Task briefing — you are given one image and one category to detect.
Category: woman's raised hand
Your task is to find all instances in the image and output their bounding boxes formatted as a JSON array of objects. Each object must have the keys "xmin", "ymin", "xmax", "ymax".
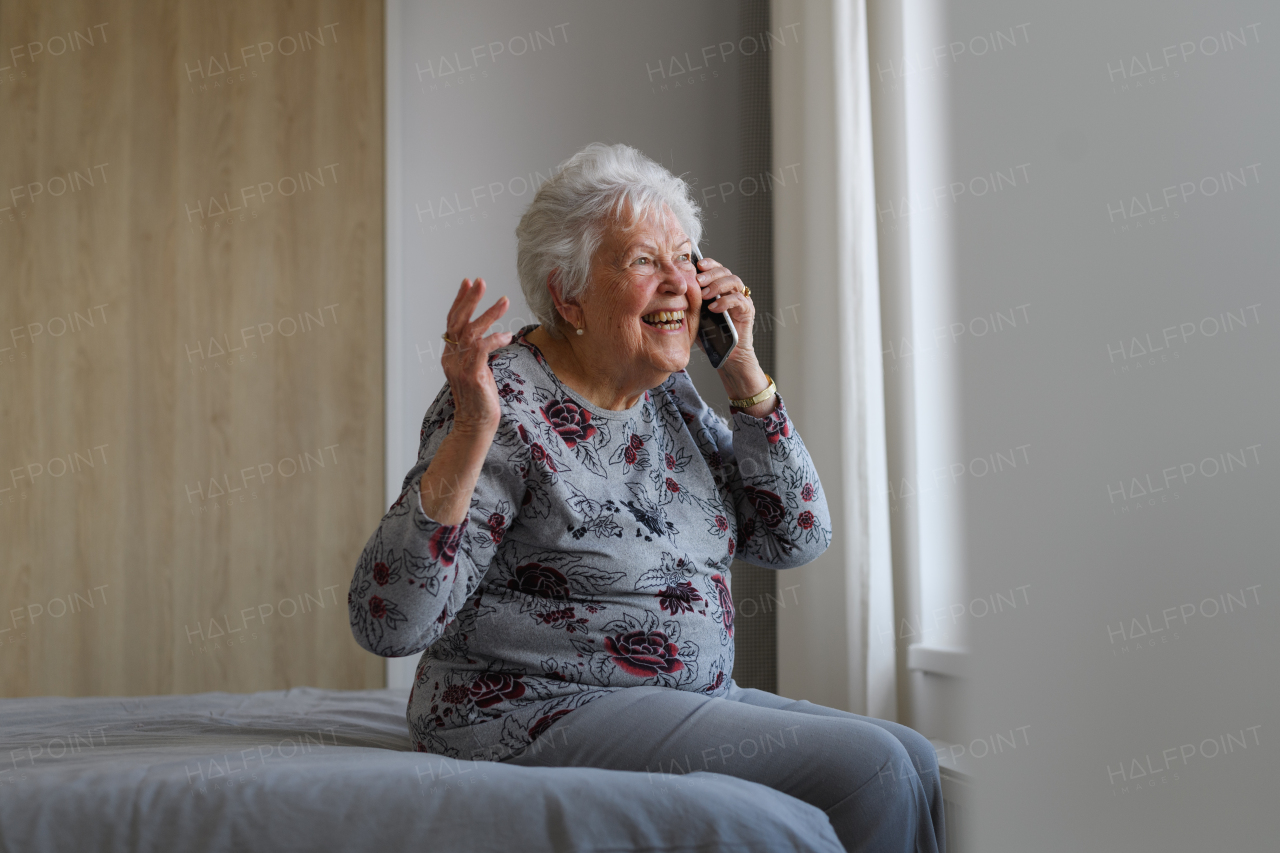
[
  {"xmin": 695, "ymin": 257, "xmax": 760, "ymax": 370},
  {"xmin": 695, "ymin": 258, "xmax": 774, "ymax": 415},
  {"xmin": 441, "ymin": 278, "xmax": 512, "ymax": 433}
]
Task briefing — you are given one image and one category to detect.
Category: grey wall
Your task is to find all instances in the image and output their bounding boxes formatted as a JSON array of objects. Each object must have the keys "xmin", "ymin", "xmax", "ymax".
[
  {"xmin": 388, "ymin": 0, "xmax": 788, "ymax": 689},
  {"xmin": 945, "ymin": 0, "xmax": 1277, "ymax": 849}
]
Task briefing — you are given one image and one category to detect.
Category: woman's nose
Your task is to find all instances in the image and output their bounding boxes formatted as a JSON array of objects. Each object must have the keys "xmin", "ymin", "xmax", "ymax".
[{"xmin": 657, "ymin": 258, "xmax": 689, "ymax": 293}]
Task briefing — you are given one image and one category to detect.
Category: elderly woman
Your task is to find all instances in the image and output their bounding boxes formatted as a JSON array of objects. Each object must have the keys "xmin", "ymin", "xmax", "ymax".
[{"xmin": 349, "ymin": 144, "xmax": 943, "ymax": 852}]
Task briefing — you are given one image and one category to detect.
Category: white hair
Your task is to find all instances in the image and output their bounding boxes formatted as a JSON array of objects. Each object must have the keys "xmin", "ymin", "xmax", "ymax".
[{"xmin": 515, "ymin": 143, "xmax": 703, "ymax": 339}]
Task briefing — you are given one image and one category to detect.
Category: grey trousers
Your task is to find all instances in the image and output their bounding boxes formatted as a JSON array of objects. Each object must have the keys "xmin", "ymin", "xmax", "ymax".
[{"xmin": 506, "ymin": 680, "xmax": 944, "ymax": 853}]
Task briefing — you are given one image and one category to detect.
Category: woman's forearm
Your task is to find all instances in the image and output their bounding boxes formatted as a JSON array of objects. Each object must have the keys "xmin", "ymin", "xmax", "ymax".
[
  {"xmin": 730, "ymin": 394, "xmax": 777, "ymax": 419},
  {"xmin": 418, "ymin": 422, "xmax": 497, "ymax": 525},
  {"xmin": 719, "ymin": 362, "xmax": 777, "ymax": 419}
]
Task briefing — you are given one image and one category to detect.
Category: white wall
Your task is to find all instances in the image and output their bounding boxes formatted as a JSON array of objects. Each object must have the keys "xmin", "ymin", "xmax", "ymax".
[{"xmin": 935, "ymin": 0, "xmax": 1278, "ymax": 849}]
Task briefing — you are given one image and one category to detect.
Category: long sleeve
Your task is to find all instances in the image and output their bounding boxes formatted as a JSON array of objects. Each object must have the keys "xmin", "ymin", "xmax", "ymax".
[
  {"xmin": 348, "ymin": 382, "xmax": 531, "ymax": 657},
  {"xmin": 668, "ymin": 370, "xmax": 832, "ymax": 569}
]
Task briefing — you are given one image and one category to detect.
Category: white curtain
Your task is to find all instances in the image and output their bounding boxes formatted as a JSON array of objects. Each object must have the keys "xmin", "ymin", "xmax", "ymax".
[{"xmin": 772, "ymin": 0, "xmax": 896, "ymax": 719}]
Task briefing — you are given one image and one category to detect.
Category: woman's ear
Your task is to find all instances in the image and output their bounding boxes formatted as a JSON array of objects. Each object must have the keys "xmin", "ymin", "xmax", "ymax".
[{"xmin": 547, "ymin": 269, "xmax": 584, "ymax": 330}]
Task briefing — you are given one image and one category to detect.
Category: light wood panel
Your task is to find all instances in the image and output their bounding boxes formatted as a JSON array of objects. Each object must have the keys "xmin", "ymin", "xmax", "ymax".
[{"xmin": 0, "ymin": 0, "xmax": 384, "ymax": 696}]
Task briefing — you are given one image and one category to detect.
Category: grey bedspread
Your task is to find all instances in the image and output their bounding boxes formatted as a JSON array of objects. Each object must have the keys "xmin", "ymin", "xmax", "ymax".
[{"xmin": 0, "ymin": 686, "xmax": 842, "ymax": 853}]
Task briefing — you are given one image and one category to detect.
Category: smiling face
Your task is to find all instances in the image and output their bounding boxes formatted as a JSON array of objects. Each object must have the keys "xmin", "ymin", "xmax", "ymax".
[{"xmin": 576, "ymin": 205, "xmax": 702, "ymax": 393}]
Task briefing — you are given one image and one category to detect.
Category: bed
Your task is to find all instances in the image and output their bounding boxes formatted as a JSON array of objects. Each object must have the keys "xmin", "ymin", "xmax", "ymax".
[{"xmin": 0, "ymin": 686, "xmax": 844, "ymax": 852}]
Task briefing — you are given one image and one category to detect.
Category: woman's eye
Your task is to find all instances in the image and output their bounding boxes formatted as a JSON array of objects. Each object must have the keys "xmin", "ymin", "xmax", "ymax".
[
  {"xmin": 634, "ymin": 257, "xmax": 650, "ymax": 266},
  {"xmin": 678, "ymin": 253, "xmax": 691, "ymax": 262}
]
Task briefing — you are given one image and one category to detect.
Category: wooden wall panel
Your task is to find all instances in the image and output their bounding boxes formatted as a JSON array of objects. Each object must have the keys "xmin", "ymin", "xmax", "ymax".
[{"xmin": 0, "ymin": 0, "xmax": 384, "ymax": 696}]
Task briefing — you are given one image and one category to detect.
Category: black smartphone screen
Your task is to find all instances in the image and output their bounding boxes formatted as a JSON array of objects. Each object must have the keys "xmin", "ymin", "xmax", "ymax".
[{"xmin": 692, "ymin": 247, "xmax": 738, "ymax": 369}]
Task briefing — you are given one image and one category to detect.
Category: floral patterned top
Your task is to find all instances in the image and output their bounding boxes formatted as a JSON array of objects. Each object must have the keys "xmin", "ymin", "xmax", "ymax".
[{"xmin": 348, "ymin": 324, "xmax": 832, "ymax": 762}]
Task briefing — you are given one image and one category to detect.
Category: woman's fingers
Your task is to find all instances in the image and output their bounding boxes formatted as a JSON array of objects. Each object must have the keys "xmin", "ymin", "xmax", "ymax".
[
  {"xmin": 695, "ymin": 258, "xmax": 733, "ymax": 282},
  {"xmin": 436, "ymin": 278, "xmax": 511, "ymax": 430},
  {"xmin": 481, "ymin": 328, "xmax": 514, "ymax": 354},
  {"xmin": 471, "ymin": 294, "xmax": 509, "ymax": 333},
  {"xmin": 441, "ymin": 293, "xmax": 514, "ymax": 372},
  {"xmin": 458, "ymin": 278, "xmax": 487, "ymax": 330},
  {"xmin": 711, "ymin": 291, "xmax": 755, "ymax": 353},
  {"xmin": 709, "ymin": 292, "xmax": 754, "ymax": 337},
  {"xmin": 473, "ymin": 322, "xmax": 512, "ymax": 352},
  {"xmin": 456, "ymin": 296, "xmax": 509, "ymax": 356},
  {"xmin": 709, "ymin": 290, "xmax": 748, "ymax": 313},
  {"xmin": 697, "ymin": 263, "xmax": 745, "ymax": 303},
  {"xmin": 445, "ymin": 278, "xmax": 512, "ymax": 347},
  {"xmin": 446, "ymin": 278, "xmax": 477, "ymax": 329}
]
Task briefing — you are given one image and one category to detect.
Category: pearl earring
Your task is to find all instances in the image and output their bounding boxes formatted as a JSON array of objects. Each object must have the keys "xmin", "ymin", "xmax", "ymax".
[{"xmin": 576, "ymin": 326, "xmax": 584, "ymax": 335}]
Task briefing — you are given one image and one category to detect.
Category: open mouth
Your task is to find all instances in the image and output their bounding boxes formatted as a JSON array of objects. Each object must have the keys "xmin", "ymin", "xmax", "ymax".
[{"xmin": 641, "ymin": 309, "xmax": 685, "ymax": 331}]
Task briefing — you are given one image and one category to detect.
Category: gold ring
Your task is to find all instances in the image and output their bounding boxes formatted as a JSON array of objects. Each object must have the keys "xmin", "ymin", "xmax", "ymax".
[
  {"xmin": 742, "ymin": 285, "xmax": 751, "ymax": 298},
  {"xmin": 441, "ymin": 332, "xmax": 460, "ymax": 345}
]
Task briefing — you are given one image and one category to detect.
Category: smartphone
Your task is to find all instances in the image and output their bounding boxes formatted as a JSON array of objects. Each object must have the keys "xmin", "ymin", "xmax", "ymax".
[{"xmin": 692, "ymin": 246, "xmax": 738, "ymax": 369}]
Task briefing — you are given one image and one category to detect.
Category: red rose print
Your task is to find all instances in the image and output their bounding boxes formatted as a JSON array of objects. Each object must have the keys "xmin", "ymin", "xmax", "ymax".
[
  {"xmin": 665, "ymin": 477, "xmax": 680, "ymax": 493},
  {"xmin": 797, "ymin": 510, "xmax": 816, "ymax": 530},
  {"xmin": 369, "ymin": 596, "xmax": 387, "ymax": 619},
  {"xmin": 801, "ymin": 483, "xmax": 816, "ymax": 502},
  {"xmin": 762, "ymin": 409, "xmax": 792, "ymax": 444},
  {"xmin": 507, "ymin": 562, "xmax": 571, "ymax": 600},
  {"xmin": 629, "ymin": 434, "xmax": 644, "ymax": 451},
  {"xmin": 715, "ymin": 515, "xmax": 728, "ymax": 531},
  {"xmin": 526, "ymin": 442, "xmax": 556, "ymax": 472},
  {"xmin": 469, "ymin": 673, "xmax": 526, "ymax": 708},
  {"xmin": 528, "ymin": 709, "xmax": 573, "ymax": 741},
  {"xmin": 744, "ymin": 487, "xmax": 785, "ymax": 528},
  {"xmin": 623, "ymin": 446, "xmax": 638, "ymax": 465},
  {"xmin": 373, "ymin": 561, "xmax": 391, "ymax": 585},
  {"xmin": 728, "ymin": 537, "xmax": 735, "ymax": 556},
  {"xmin": 710, "ymin": 451, "xmax": 724, "ymax": 469},
  {"xmin": 538, "ymin": 606, "xmax": 577, "ymax": 625},
  {"xmin": 487, "ymin": 512, "xmax": 506, "ymax": 544},
  {"xmin": 428, "ymin": 520, "xmax": 467, "ymax": 565},
  {"xmin": 605, "ymin": 629, "xmax": 684, "ymax": 678},
  {"xmin": 655, "ymin": 581, "xmax": 703, "ymax": 615},
  {"xmin": 704, "ymin": 671, "xmax": 726, "ymax": 693},
  {"xmin": 441, "ymin": 684, "xmax": 470, "ymax": 705},
  {"xmin": 665, "ymin": 452, "xmax": 676, "ymax": 470},
  {"xmin": 540, "ymin": 399, "xmax": 597, "ymax": 448},
  {"xmin": 711, "ymin": 574, "xmax": 735, "ymax": 637}
]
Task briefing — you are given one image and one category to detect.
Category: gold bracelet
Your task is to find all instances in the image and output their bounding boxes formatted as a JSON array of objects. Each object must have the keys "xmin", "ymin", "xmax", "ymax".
[{"xmin": 729, "ymin": 374, "xmax": 776, "ymax": 408}]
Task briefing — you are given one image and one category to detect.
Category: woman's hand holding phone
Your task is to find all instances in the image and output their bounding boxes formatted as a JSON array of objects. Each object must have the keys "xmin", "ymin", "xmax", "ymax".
[
  {"xmin": 692, "ymin": 249, "xmax": 737, "ymax": 369},
  {"xmin": 692, "ymin": 251, "xmax": 774, "ymax": 414}
]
